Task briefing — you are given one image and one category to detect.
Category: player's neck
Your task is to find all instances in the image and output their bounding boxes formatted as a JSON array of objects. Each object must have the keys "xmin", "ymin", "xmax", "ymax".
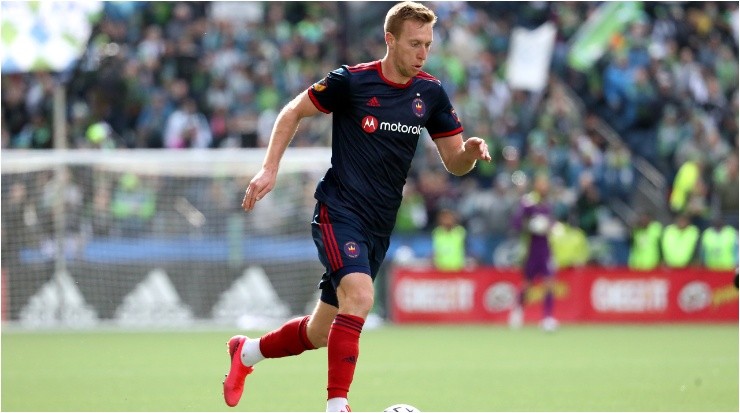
[{"xmin": 379, "ymin": 57, "xmax": 412, "ymax": 85}]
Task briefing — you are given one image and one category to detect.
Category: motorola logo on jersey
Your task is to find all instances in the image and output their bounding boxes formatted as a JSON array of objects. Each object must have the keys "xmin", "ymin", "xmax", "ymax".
[
  {"xmin": 361, "ymin": 115, "xmax": 379, "ymax": 133},
  {"xmin": 381, "ymin": 121, "xmax": 422, "ymax": 135},
  {"xmin": 360, "ymin": 116, "xmax": 422, "ymax": 135}
]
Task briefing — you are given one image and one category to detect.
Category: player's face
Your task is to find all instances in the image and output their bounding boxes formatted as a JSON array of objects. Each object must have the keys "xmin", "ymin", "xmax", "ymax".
[
  {"xmin": 390, "ymin": 19, "xmax": 433, "ymax": 79},
  {"xmin": 534, "ymin": 176, "xmax": 549, "ymax": 195}
]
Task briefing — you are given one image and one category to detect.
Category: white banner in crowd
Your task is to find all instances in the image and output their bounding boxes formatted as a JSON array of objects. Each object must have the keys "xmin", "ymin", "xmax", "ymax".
[{"xmin": 505, "ymin": 22, "xmax": 557, "ymax": 92}]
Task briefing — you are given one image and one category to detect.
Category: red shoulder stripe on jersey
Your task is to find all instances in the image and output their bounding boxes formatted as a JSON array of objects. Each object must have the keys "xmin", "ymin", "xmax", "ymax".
[
  {"xmin": 307, "ymin": 87, "xmax": 331, "ymax": 114},
  {"xmin": 347, "ymin": 61, "xmax": 378, "ymax": 73},
  {"xmin": 430, "ymin": 126, "xmax": 464, "ymax": 140},
  {"xmin": 414, "ymin": 70, "xmax": 440, "ymax": 83}
]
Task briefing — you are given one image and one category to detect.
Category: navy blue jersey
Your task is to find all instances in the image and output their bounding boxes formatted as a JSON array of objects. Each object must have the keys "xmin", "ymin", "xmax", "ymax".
[{"xmin": 307, "ymin": 61, "xmax": 463, "ymax": 236}]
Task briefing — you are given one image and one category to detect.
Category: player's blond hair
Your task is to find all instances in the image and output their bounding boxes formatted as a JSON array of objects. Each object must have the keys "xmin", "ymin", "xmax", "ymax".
[{"xmin": 384, "ymin": 1, "xmax": 437, "ymax": 38}]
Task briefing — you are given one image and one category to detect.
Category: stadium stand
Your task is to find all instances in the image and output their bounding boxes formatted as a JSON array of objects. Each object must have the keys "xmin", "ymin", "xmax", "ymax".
[{"xmin": 2, "ymin": 1, "xmax": 737, "ymax": 267}]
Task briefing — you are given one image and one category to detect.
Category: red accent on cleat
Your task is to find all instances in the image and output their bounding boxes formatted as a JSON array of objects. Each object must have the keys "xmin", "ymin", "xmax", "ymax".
[{"xmin": 223, "ymin": 335, "xmax": 254, "ymax": 407}]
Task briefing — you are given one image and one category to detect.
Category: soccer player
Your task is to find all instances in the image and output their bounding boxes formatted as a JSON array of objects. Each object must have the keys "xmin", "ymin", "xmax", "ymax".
[
  {"xmin": 223, "ymin": 2, "xmax": 491, "ymax": 411},
  {"xmin": 508, "ymin": 174, "xmax": 558, "ymax": 332}
]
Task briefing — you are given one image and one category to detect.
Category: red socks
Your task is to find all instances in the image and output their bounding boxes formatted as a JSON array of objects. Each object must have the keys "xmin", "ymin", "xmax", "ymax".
[
  {"xmin": 256, "ymin": 313, "xmax": 366, "ymax": 400},
  {"xmin": 327, "ymin": 314, "xmax": 365, "ymax": 399},
  {"xmin": 259, "ymin": 315, "xmax": 316, "ymax": 358}
]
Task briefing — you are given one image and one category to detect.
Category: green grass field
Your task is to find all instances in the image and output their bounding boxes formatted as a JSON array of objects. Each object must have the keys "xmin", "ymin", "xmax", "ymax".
[{"xmin": 2, "ymin": 324, "xmax": 738, "ymax": 412}]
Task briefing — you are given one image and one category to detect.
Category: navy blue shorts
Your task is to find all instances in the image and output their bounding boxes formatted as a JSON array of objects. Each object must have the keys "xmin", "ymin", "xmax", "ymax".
[{"xmin": 311, "ymin": 202, "xmax": 390, "ymax": 308}]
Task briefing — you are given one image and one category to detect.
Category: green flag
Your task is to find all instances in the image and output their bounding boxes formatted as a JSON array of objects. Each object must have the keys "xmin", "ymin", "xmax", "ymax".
[{"xmin": 567, "ymin": 1, "xmax": 643, "ymax": 72}]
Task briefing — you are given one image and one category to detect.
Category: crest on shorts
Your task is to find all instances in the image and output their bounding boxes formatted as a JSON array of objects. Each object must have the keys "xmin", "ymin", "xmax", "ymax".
[
  {"xmin": 411, "ymin": 98, "xmax": 425, "ymax": 118},
  {"xmin": 344, "ymin": 241, "xmax": 360, "ymax": 258},
  {"xmin": 312, "ymin": 79, "xmax": 328, "ymax": 92}
]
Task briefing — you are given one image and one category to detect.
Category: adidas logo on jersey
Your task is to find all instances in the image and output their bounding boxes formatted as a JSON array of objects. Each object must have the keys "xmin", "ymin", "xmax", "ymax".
[{"xmin": 366, "ymin": 97, "xmax": 381, "ymax": 107}]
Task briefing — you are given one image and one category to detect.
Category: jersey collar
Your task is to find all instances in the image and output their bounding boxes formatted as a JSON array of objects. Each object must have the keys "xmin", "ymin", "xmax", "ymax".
[{"xmin": 376, "ymin": 61, "xmax": 413, "ymax": 89}]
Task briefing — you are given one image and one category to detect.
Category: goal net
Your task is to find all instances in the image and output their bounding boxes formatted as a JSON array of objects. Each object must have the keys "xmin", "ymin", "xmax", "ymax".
[{"xmin": 1, "ymin": 148, "xmax": 332, "ymax": 329}]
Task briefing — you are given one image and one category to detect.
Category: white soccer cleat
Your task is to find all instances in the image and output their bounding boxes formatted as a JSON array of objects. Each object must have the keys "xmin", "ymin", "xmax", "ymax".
[
  {"xmin": 508, "ymin": 306, "xmax": 523, "ymax": 329},
  {"xmin": 540, "ymin": 316, "xmax": 559, "ymax": 332}
]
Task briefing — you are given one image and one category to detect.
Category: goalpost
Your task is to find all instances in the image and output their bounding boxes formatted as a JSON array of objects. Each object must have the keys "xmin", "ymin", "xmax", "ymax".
[{"xmin": 1, "ymin": 148, "xmax": 332, "ymax": 329}]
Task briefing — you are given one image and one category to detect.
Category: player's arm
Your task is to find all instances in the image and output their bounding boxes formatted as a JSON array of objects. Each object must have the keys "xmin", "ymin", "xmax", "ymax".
[
  {"xmin": 433, "ymin": 134, "xmax": 491, "ymax": 176},
  {"xmin": 242, "ymin": 90, "xmax": 322, "ymax": 211}
]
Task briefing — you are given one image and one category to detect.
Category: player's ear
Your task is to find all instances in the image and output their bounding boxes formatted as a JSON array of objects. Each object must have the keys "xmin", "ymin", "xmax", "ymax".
[{"xmin": 385, "ymin": 31, "xmax": 395, "ymax": 48}]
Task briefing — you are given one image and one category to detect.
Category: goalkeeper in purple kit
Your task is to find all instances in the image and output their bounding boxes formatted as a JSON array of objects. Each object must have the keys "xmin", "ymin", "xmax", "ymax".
[
  {"xmin": 222, "ymin": 2, "xmax": 491, "ymax": 411},
  {"xmin": 509, "ymin": 174, "xmax": 559, "ymax": 332}
]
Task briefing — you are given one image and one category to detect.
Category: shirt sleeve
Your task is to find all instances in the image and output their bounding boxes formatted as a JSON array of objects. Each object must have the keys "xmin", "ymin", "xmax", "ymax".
[
  {"xmin": 306, "ymin": 66, "xmax": 351, "ymax": 114},
  {"xmin": 512, "ymin": 201, "xmax": 526, "ymax": 232},
  {"xmin": 425, "ymin": 86, "xmax": 464, "ymax": 139}
]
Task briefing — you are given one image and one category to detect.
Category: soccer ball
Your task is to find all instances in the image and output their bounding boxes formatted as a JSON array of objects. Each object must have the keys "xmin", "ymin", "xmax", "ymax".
[
  {"xmin": 384, "ymin": 404, "xmax": 420, "ymax": 412},
  {"xmin": 528, "ymin": 213, "xmax": 550, "ymax": 235}
]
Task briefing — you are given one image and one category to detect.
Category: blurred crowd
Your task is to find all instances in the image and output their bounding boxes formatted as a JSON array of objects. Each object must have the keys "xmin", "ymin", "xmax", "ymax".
[{"xmin": 2, "ymin": 2, "xmax": 738, "ymax": 267}]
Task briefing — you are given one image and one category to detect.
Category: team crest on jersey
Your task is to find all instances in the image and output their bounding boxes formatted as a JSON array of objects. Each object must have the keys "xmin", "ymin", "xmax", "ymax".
[
  {"xmin": 344, "ymin": 241, "xmax": 360, "ymax": 258},
  {"xmin": 451, "ymin": 108, "xmax": 460, "ymax": 124},
  {"xmin": 312, "ymin": 79, "xmax": 328, "ymax": 92},
  {"xmin": 411, "ymin": 98, "xmax": 425, "ymax": 118}
]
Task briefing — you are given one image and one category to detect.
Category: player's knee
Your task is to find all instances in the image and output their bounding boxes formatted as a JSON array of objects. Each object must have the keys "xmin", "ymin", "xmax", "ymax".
[{"xmin": 339, "ymin": 289, "xmax": 374, "ymax": 318}]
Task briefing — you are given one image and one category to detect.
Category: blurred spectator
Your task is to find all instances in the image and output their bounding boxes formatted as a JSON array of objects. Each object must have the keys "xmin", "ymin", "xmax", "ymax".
[
  {"xmin": 1, "ymin": 74, "xmax": 30, "ymax": 146},
  {"xmin": 395, "ymin": 178, "xmax": 428, "ymax": 235},
  {"xmin": 602, "ymin": 141, "xmax": 634, "ymax": 202},
  {"xmin": 25, "ymin": 72, "xmax": 55, "ymax": 121},
  {"xmin": 431, "ymin": 208, "xmax": 468, "ymax": 271},
  {"xmin": 110, "ymin": 173, "xmax": 157, "ymax": 237},
  {"xmin": 628, "ymin": 211, "xmax": 663, "ymax": 270},
  {"xmin": 655, "ymin": 105, "xmax": 683, "ymax": 178},
  {"xmin": 661, "ymin": 213, "xmax": 700, "ymax": 268},
  {"xmin": 35, "ymin": 168, "xmax": 86, "ymax": 259},
  {"xmin": 700, "ymin": 217, "xmax": 738, "ymax": 270},
  {"xmin": 459, "ymin": 175, "xmax": 518, "ymax": 237},
  {"xmin": 13, "ymin": 112, "xmax": 52, "ymax": 149},
  {"xmin": 549, "ymin": 220, "xmax": 589, "ymax": 269},
  {"xmin": 602, "ymin": 50, "xmax": 634, "ymax": 133},
  {"xmin": 38, "ymin": 168, "xmax": 84, "ymax": 236},
  {"xmin": 670, "ymin": 156, "xmax": 712, "ymax": 228},
  {"xmin": 416, "ymin": 169, "xmax": 460, "ymax": 228},
  {"xmin": 711, "ymin": 152, "xmax": 739, "ymax": 228},
  {"xmin": 84, "ymin": 183, "xmax": 113, "ymax": 237},
  {"xmin": 163, "ymin": 98, "xmax": 212, "ymax": 148},
  {"xmin": 185, "ymin": 176, "xmax": 237, "ymax": 236},
  {"xmin": 84, "ymin": 121, "xmax": 118, "ymax": 149},
  {"xmin": 574, "ymin": 172, "xmax": 601, "ymax": 236},
  {"xmin": 672, "ymin": 111, "xmax": 707, "ymax": 169},
  {"xmin": 135, "ymin": 90, "xmax": 174, "ymax": 148},
  {"xmin": 137, "ymin": 25, "xmax": 166, "ymax": 67},
  {"xmin": 1, "ymin": 181, "xmax": 38, "ymax": 261}
]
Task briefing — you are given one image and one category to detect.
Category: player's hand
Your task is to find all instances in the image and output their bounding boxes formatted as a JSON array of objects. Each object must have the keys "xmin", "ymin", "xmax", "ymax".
[
  {"xmin": 242, "ymin": 167, "xmax": 277, "ymax": 212},
  {"xmin": 464, "ymin": 137, "xmax": 492, "ymax": 162}
]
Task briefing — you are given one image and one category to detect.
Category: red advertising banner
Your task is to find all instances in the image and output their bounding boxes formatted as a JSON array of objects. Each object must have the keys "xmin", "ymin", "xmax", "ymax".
[
  {"xmin": 389, "ymin": 266, "xmax": 738, "ymax": 323},
  {"xmin": 582, "ymin": 268, "xmax": 738, "ymax": 322}
]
